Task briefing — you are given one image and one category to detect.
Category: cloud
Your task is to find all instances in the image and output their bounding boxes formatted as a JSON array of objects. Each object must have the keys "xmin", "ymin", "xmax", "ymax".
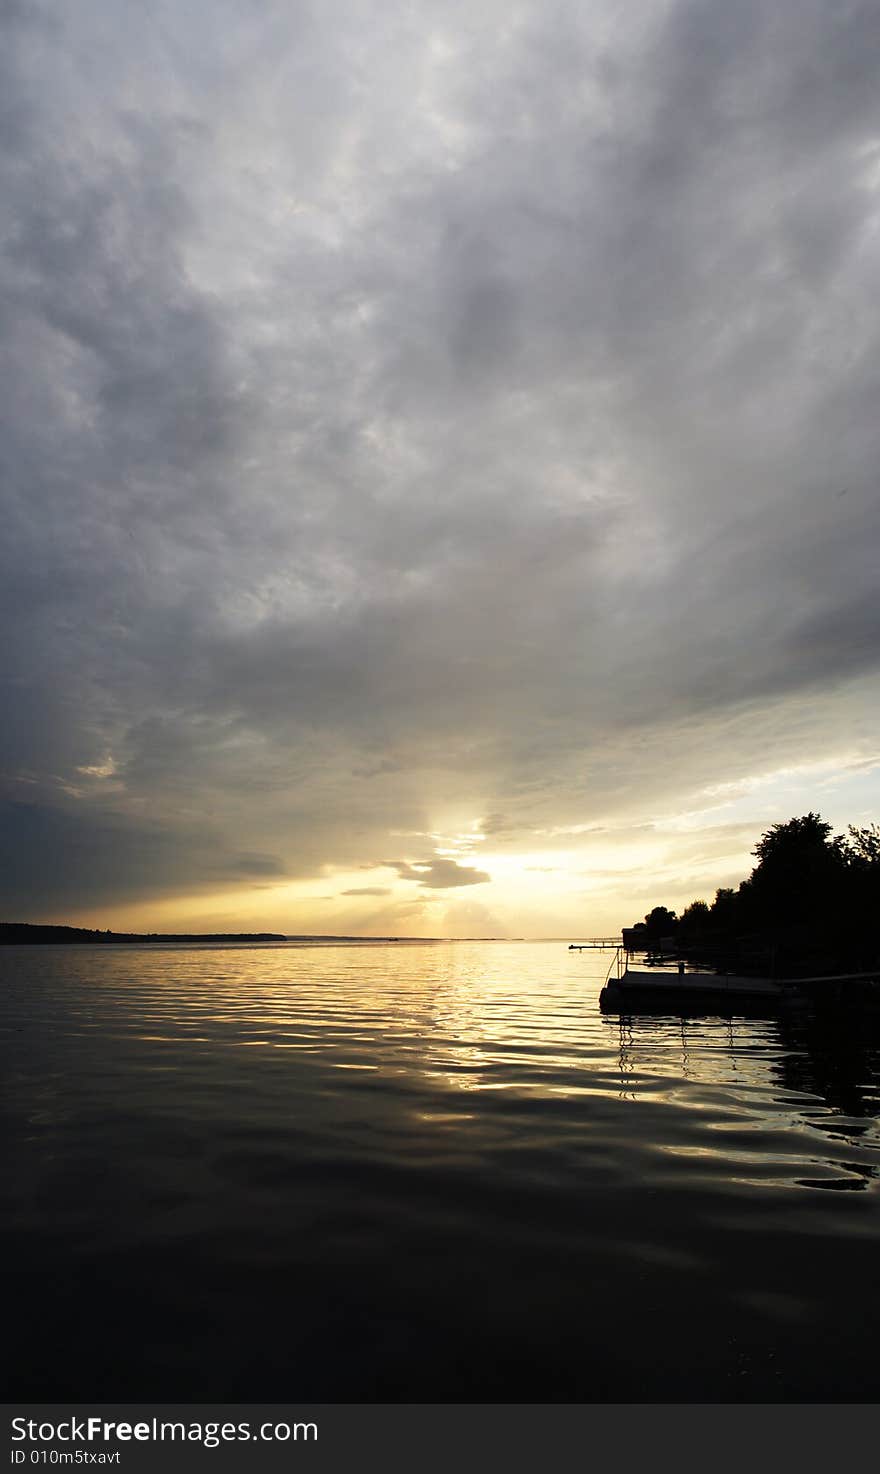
[
  {"xmin": 220, "ymin": 853, "xmax": 288, "ymax": 878},
  {"xmin": 383, "ymin": 859, "xmax": 491, "ymax": 890},
  {"xmin": 341, "ymin": 887, "xmax": 391, "ymax": 897},
  {"xmin": 478, "ymin": 813, "xmax": 519, "ymax": 838},
  {"xmin": 1, "ymin": 1, "xmax": 879, "ymax": 929}
]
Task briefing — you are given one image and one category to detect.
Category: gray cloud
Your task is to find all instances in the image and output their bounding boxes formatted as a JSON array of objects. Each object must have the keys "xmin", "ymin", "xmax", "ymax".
[
  {"xmin": 2, "ymin": 1, "xmax": 879, "ymax": 923},
  {"xmin": 221, "ymin": 853, "xmax": 288, "ymax": 878},
  {"xmin": 382, "ymin": 859, "xmax": 491, "ymax": 890}
]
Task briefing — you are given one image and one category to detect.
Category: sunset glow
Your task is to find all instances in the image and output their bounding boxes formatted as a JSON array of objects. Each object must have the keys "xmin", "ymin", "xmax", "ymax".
[{"xmin": 2, "ymin": 1, "xmax": 879, "ymax": 938}]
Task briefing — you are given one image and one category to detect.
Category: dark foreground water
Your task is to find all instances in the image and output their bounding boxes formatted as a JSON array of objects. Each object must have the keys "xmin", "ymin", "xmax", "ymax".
[{"xmin": 2, "ymin": 941, "xmax": 879, "ymax": 1402}]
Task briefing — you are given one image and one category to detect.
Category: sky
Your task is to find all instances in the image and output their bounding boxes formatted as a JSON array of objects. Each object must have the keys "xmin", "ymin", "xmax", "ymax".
[{"xmin": 2, "ymin": 0, "xmax": 880, "ymax": 939}]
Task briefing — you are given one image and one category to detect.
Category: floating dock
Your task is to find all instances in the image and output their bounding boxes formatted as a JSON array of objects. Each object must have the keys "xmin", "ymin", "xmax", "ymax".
[
  {"xmin": 601, "ymin": 968, "xmax": 786, "ymax": 1009},
  {"xmin": 599, "ymin": 964, "xmax": 879, "ymax": 1012}
]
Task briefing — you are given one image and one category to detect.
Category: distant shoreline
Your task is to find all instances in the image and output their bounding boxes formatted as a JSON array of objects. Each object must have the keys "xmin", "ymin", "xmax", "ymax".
[
  {"xmin": 0, "ymin": 923, "xmax": 512, "ymax": 945},
  {"xmin": 0, "ymin": 923, "xmax": 289, "ymax": 945}
]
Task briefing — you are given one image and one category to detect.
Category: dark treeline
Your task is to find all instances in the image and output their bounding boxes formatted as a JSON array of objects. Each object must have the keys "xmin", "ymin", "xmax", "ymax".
[
  {"xmin": 0, "ymin": 924, "xmax": 287, "ymax": 945},
  {"xmin": 630, "ymin": 813, "xmax": 880, "ymax": 977}
]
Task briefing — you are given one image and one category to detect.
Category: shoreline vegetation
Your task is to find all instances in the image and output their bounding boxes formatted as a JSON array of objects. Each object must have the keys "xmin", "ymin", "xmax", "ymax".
[{"xmin": 628, "ymin": 813, "xmax": 880, "ymax": 979}]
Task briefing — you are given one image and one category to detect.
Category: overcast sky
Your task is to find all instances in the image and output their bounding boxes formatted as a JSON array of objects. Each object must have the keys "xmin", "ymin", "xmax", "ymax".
[{"xmin": 2, "ymin": 0, "xmax": 879, "ymax": 937}]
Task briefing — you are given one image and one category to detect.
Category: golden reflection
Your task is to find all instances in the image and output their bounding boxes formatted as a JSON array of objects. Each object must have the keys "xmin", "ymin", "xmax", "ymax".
[
  {"xmin": 64, "ymin": 940, "xmax": 879, "ymax": 1155},
  {"xmin": 414, "ymin": 1111, "xmax": 477, "ymax": 1123},
  {"xmin": 419, "ymin": 943, "xmax": 606, "ymax": 1097}
]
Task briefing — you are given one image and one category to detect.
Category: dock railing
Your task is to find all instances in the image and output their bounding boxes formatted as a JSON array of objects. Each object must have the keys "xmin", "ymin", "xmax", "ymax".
[
  {"xmin": 568, "ymin": 939, "xmax": 629, "ymax": 983},
  {"xmin": 568, "ymin": 937, "xmax": 622, "ymax": 950}
]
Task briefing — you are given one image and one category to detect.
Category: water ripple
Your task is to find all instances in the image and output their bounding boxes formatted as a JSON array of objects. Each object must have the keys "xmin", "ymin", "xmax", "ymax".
[{"xmin": 2, "ymin": 940, "xmax": 880, "ymax": 1400}]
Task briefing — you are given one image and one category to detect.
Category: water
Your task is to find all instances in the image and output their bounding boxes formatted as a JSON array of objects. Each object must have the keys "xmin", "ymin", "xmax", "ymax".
[{"xmin": 2, "ymin": 940, "xmax": 879, "ymax": 1402}]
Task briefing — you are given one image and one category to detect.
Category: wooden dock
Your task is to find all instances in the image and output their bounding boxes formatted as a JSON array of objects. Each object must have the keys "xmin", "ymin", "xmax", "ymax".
[
  {"xmin": 600, "ymin": 965, "xmax": 879, "ymax": 1012},
  {"xmin": 608, "ymin": 969, "xmax": 785, "ymax": 999}
]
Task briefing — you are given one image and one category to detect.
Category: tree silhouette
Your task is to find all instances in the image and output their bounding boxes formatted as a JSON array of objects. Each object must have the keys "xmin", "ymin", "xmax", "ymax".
[
  {"xmin": 844, "ymin": 823, "xmax": 880, "ymax": 868},
  {"xmin": 744, "ymin": 812, "xmax": 845, "ymax": 927},
  {"xmin": 643, "ymin": 905, "xmax": 677, "ymax": 936},
  {"xmin": 679, "ymin": 899, "xmax": 710, "ymax": 936},
  {"xmin": 630, "ymin": 812, "xmax": 880, "ymax": 973}
]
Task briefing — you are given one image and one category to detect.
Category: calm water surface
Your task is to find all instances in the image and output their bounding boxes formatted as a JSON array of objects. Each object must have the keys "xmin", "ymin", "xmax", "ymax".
[{"xmin": 3, "ymin": 941, "xmax": 879, "ymax": 1401}]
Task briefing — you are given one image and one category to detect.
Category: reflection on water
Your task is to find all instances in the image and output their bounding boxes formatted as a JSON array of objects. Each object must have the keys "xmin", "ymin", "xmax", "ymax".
[{"xmin": 2, "ymin": 941, "xmax": 879, "ymax": 1401}]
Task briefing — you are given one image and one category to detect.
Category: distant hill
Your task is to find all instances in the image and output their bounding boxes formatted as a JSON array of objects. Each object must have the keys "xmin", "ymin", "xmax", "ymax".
[{"xmin": 0, "ymin": 923, "xmax": 287, "ymax": 945}]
